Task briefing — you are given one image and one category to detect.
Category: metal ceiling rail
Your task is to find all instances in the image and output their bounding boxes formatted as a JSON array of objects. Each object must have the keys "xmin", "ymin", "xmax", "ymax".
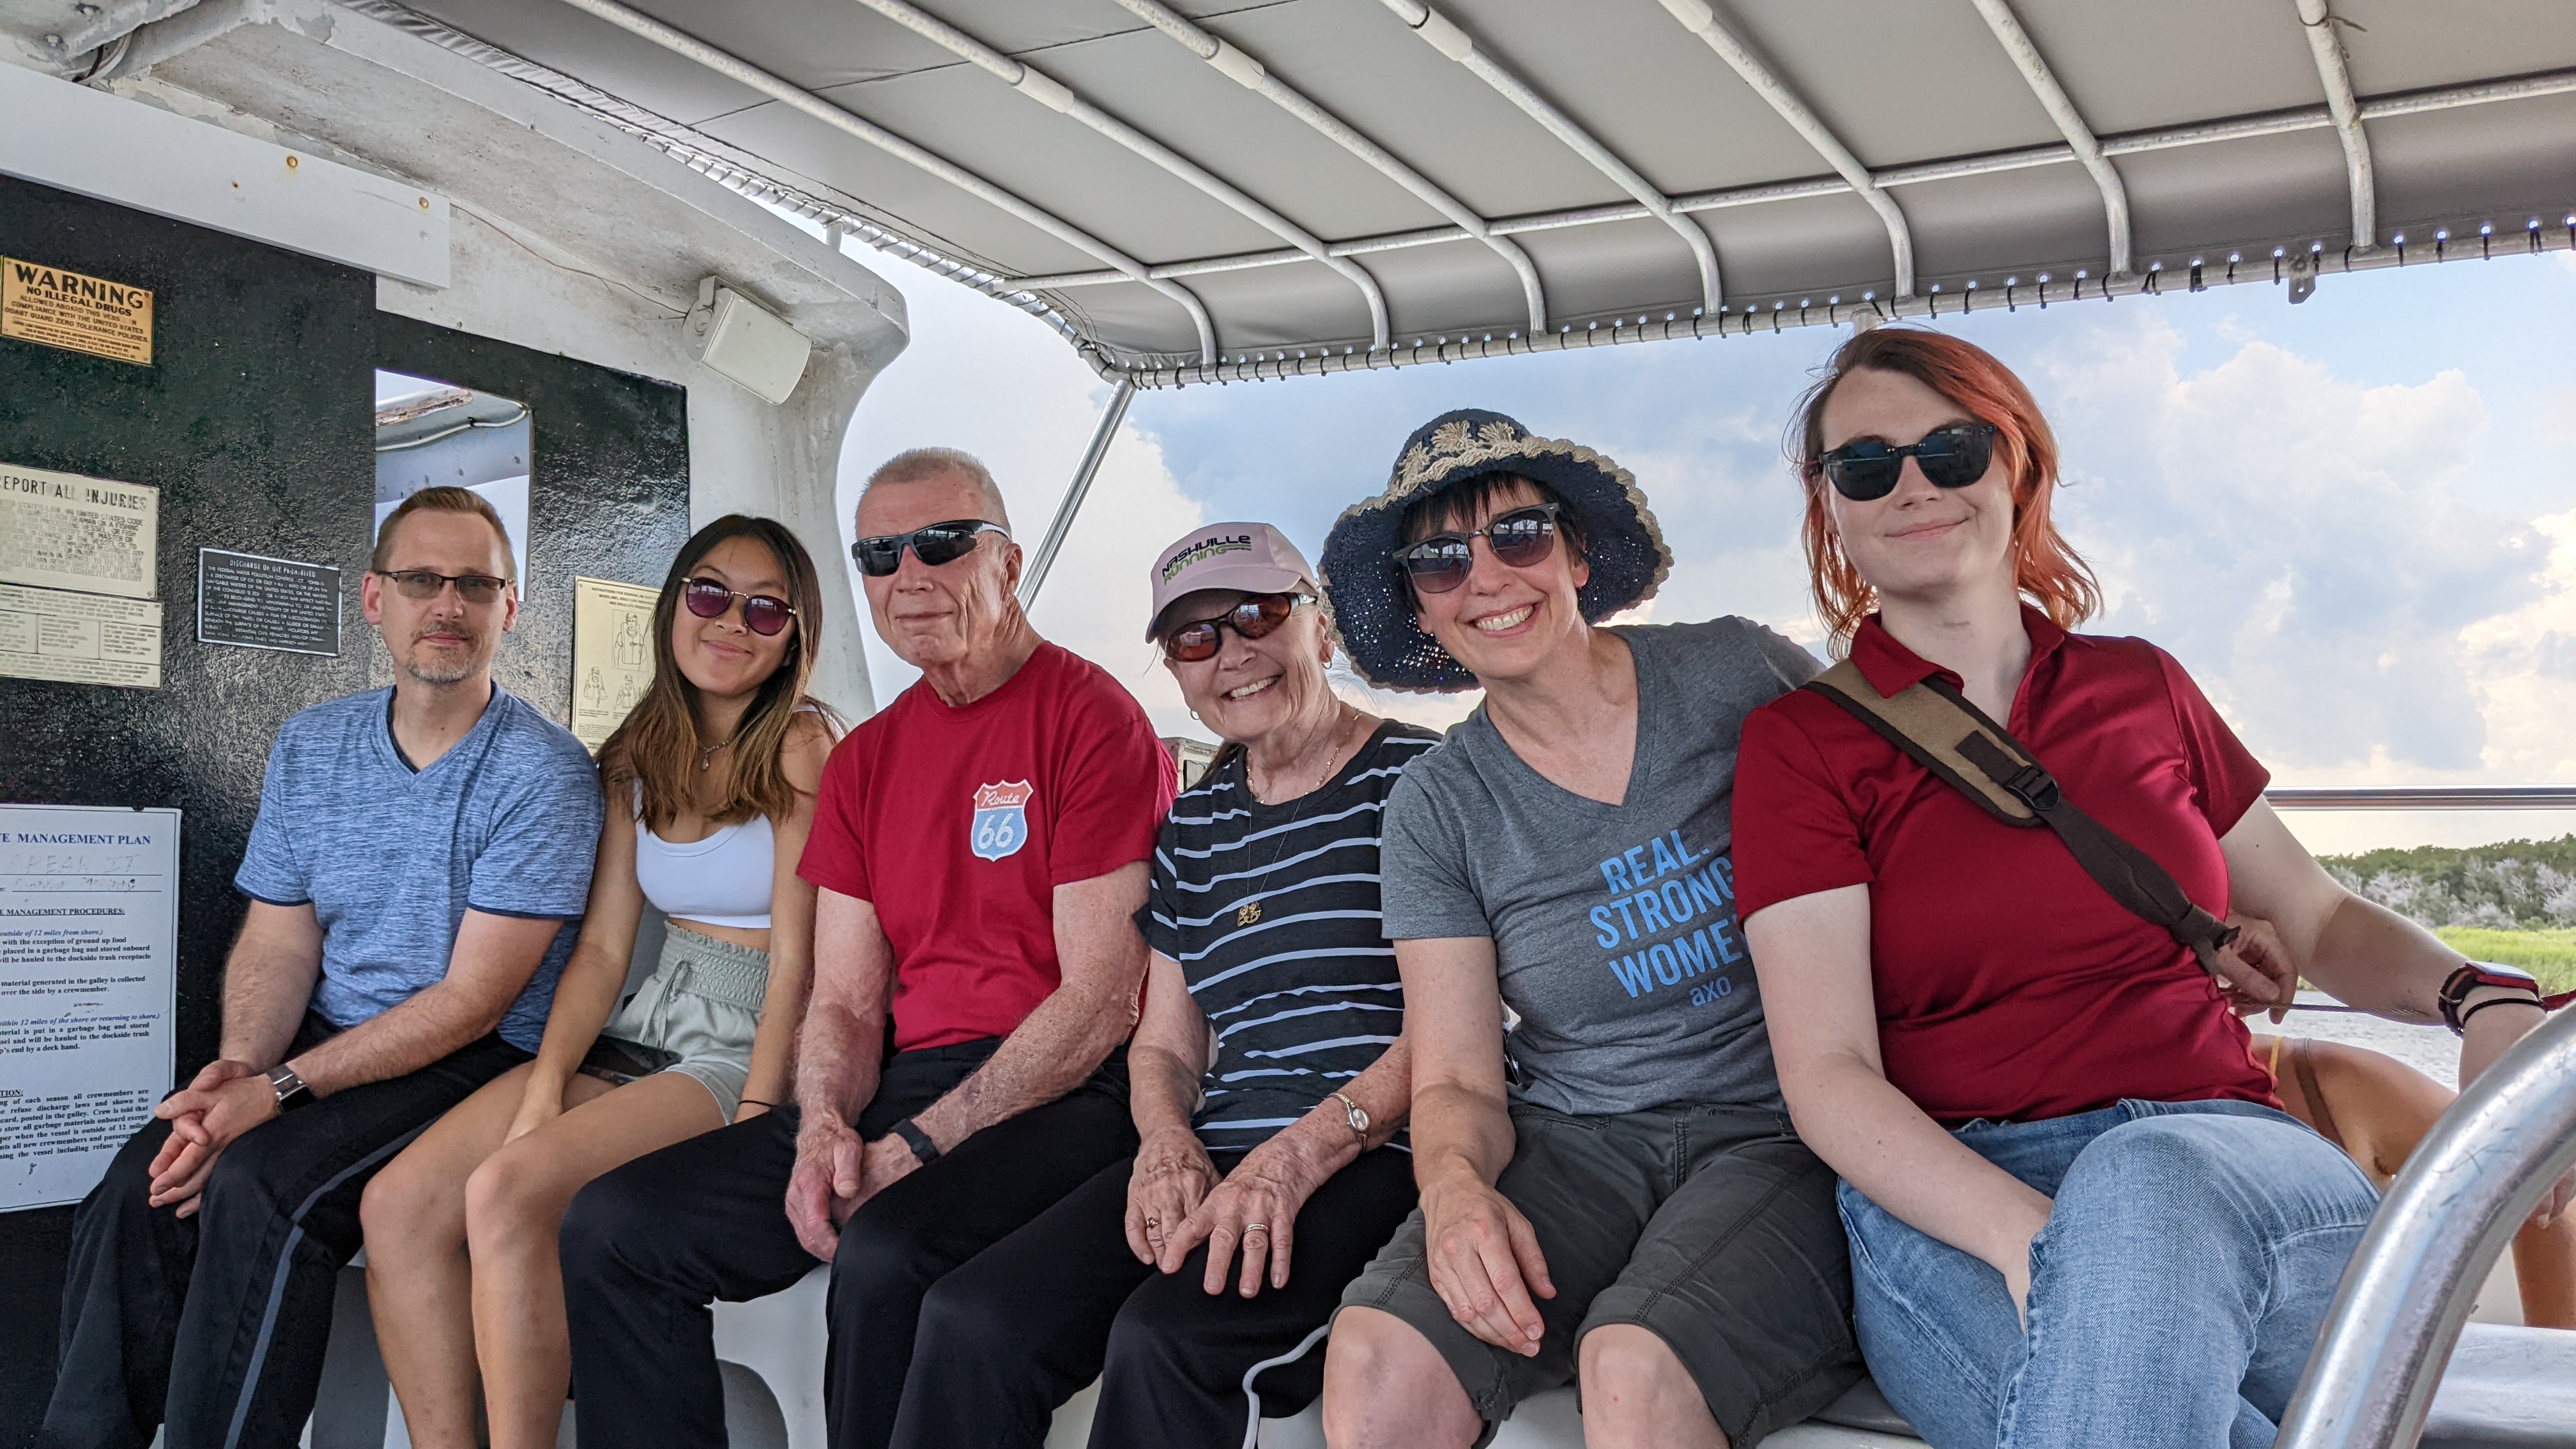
[
  {"xmin": 1008, "ymin": 64, "xmax": 2576, "ymax": 294},
  {"xmin": 1966, "ymin": 0, "xmax": 2135, "ymax": 279},
  {"xmin": 544, "ymin": 0, "xmax": 1220, "ymax": 364},
  {"xmin": 1019, "ymin": 378, "xmax": 1137, "ymax": 607},
  {"xmin": 1109, "ymin": 0, "xmax": 1549, "ymax": 336},
  {"xmin": 1377, "ymin": 0, "xmax": 1725, "ymax": 316},
  {"xmin": 2295, "ymin": 0, "xmax": 2379, "ymax": 252},
  {"xmin": 1106, "ymin": 220, "xmax": 2576, "ymax": 386},
  {"xmin": 1654, "ymin": 0, "xmax": 1915, "ymax": 300},
  {"xmin": 849, "ymin": 0, "xmax": 1392, "ymax": 351}
]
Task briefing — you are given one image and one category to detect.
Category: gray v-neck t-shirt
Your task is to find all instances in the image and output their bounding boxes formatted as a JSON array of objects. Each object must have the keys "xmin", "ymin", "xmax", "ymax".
[{"xmin": 1379, "ymin": 618, "xmax": 1821, "ymax": 1116}]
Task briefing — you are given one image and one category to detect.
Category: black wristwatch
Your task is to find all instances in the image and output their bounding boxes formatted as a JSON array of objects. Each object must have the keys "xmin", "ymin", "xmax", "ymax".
[
  {"xmin": 891, "ymin": 1117, "xmax": 941, "ymax": 1167},
  {"xmin": 2437, "ymin": 962, "xmax": 2545, "ymax": 1036},
  {"xmin": 266, "ymin": 1064, "xmax": 315, "ymax": 1112}
]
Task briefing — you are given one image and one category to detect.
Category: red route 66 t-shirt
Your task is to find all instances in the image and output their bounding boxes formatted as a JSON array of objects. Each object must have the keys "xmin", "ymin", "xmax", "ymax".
[
  {"xmin": 798, "ymin": 641, "xmax": 1176, "ymax": 1052},
  {"xmin": 1733, "ymin": 607, "xmax": 2280, "ymax": 1126}
]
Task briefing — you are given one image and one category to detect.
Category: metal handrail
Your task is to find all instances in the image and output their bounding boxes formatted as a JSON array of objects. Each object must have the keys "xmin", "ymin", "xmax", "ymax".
[
  {"xmin": 2266, "ymin": 786, "xmax": 2576, "ymax": 809},
  {"xmin": 2274, "ymin": 1003, "xmax": 2576, "ymax": 1449}
]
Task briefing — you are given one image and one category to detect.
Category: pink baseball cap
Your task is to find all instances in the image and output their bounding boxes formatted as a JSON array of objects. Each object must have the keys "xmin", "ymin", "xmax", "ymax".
[{"xmin": 1146, "ymin": 522, "xmax": 1318, "ymax": 640}]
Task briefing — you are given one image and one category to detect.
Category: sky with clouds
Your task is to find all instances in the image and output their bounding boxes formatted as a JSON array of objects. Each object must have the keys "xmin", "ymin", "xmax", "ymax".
[{"xmin": 834, "ymin": 239, "xmax": 2576, "ymax": 856}]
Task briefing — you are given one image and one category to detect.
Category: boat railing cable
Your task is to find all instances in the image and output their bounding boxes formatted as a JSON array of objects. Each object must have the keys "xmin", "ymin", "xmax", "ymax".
[{"xmin": 2274, "ymin": 1002, "xmax": 2576, "ymax": 1449}]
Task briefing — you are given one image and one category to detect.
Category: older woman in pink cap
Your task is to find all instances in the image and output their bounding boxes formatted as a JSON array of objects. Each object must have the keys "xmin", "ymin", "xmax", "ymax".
[{"xmin": 888, "ymin": 523, "xmax": 1438, "ymax": 1449}]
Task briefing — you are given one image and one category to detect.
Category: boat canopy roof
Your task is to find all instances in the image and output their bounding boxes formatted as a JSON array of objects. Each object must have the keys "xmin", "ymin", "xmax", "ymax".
[{"xmin": 371, "ymin": 0, "xmax": 2573, "ymax": 386}]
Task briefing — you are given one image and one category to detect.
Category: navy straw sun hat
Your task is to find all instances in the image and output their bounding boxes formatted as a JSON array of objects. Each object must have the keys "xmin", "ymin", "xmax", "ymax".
[{"xmin": 1319, "ymin": 408, "xmax": 1671, "ymax": 693}]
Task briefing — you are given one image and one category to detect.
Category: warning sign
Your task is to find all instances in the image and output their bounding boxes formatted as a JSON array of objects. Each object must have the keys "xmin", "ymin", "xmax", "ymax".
[{"xmin": 2, "ymin": 258, "xmax": 154, "ymax": 365}]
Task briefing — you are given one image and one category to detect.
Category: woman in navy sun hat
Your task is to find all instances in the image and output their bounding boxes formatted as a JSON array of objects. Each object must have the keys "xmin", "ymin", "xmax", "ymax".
[
  {"xmin": 1317, "ymin": 408, "xmax": 1673, "ymax": 692},
  {"xmin": 1316, "ymin": 410, "xmax": 1860, "ymax": 1448}
]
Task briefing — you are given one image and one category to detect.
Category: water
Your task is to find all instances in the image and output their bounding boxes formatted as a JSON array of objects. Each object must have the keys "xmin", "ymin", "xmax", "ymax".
[{"xmin": 2269, "ymin": 990, "xmax": 2459, "ymax": 1089}]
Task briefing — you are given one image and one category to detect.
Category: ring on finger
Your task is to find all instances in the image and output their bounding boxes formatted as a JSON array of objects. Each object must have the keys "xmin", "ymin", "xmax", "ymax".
[
  {"xmin": 1243, "ymin": 1222, "xmax": 1269, "ymax": 1235},
  {"xmin": 1144, "ymin": 1217, "xmax": 1160, "ymax": 1230}
]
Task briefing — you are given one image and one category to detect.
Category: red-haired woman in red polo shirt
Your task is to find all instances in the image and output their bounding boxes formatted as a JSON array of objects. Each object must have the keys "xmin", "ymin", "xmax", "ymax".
[{"xmin": 1733, "ymin": 326, "xmax": 2572, "ymax": 1449}]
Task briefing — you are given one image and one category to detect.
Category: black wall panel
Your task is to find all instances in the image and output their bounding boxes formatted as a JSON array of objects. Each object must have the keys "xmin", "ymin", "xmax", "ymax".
[
  {"xmin": 374, "ymin": 313, "xmax": 691, "ymax": 723},
  {"xmin": 0, "ymin": 175, "xmax": 690, "ymax": 1446}
]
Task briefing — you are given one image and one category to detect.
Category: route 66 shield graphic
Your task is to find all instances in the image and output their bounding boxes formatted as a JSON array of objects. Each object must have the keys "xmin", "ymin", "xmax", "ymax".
[{"xmin": 970, "ymin": 781, "xmax": 1033, "ymax": 862}]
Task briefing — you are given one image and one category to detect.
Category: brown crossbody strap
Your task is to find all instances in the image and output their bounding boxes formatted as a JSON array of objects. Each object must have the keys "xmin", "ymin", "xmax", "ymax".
[{"xmin": 1804, "ymin": 659, "xmax": 2241, "ymax": 976}]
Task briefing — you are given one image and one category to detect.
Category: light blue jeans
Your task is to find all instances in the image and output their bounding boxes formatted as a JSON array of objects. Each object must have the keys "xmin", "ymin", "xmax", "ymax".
[{"xmin": 1838, "ymin": 1099, "xmax": 2379, "ymax": 1449}]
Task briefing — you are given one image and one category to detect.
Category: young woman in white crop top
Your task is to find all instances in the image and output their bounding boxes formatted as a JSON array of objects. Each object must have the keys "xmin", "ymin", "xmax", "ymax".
[{"xmin": 364, "ymin": 516, "xmax": 843, "ymax": 1449}]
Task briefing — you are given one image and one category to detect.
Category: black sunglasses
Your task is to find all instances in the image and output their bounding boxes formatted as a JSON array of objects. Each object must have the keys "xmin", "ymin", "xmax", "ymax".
[
  {"xmin": 1814, "ymin": 422, "xmax": 2000, "ymax": 501},
  {"xmin": 1393, "ymin": 504, "xmax": 1562, "ymax": 595},
  {"xmin": 850, "ymin": 519, "xmax": 1009, "ymax": 577},
  {"xmin": 376, "ymin": 569, "xmax": 510, "ymax": 605},
  {"xmin": 682, "ymin": 576, "xmax": 797, "ymax": 637},
  {"xmin": 1160, "ymin": 592, "xmax": 1310, "ymax": 664}
]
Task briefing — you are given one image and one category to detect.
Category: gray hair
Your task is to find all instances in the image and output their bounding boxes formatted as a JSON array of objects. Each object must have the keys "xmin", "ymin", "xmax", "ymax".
[{"xmin": 861, "ymin": 447, "xmax": 1011, "ymax": 530}]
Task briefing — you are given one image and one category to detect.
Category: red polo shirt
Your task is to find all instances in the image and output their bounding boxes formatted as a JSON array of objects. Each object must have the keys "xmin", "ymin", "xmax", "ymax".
[
  {"xmin": 1733, "ymin": 608, "xmax": 2278, "ymax": 1126},
  {"xmin": 799, "ymin": 642, "xmax": 1176, "ymax": 1052}
]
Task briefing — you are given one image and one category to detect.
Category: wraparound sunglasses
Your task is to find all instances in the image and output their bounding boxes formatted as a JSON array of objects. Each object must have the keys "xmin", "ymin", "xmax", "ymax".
[
  {"xmin": 1161, "ymin": 592, "xmax": 1310, "ymax": 663},
  {"xmin": 850, "ymin": 519, "xmax": 1009, "ymax": 577},
  {"xmin": 1813, "ymin": 422, "xmax": 2000, "ymax": 501},
  {"xmin": 1393, "ymin": 504, "xmax": 1563, "ymax": 595},
  {"xmin": 682, "ymin": 576, "xmax": 797, "ymax": 636}
]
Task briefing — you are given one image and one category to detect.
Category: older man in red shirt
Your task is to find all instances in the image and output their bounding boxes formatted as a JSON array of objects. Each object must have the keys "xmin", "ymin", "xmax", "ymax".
[{"xmin": 560, "ymin": 447, "xmax": 1176, "ymax": 1449}]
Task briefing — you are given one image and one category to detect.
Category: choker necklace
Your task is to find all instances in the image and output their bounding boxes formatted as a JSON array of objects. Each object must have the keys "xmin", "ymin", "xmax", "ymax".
[{"xmin": 1235, "ymin": 708, "xmax": 1365, "ymax": 928}]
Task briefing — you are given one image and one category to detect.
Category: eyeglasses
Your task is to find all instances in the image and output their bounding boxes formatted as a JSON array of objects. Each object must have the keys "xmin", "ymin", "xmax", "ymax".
[
  {"xmin": 1813, "ymin": 422, "xmax": 2000, "ymax": 501},
  {"xmin": 376, "ymin": 569, "xmax": 510, "ymax": 605},
  {"xmin": 1393, "ymin": 504, "xmax": 1562, "ymax": 595},
  {"xmin": 1160, "ymin": 592, "xmax": 1310, "ymax": 663},
  {"xmin": 850, "ymin": 520, "xmax": 1009, "ymax": 577},
  {"xmin": 682, "ymin": 577, "xmax": 798, "ymax": 636}
]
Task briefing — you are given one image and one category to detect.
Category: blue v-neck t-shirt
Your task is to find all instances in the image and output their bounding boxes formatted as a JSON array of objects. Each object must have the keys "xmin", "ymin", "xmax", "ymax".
[{"xmin": 233, "ymin": 684, "xmax": 603, "ymax": 1052}]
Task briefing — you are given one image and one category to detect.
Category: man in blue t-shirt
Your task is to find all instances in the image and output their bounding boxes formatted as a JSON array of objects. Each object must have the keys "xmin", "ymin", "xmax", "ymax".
[{"xmin": 45, "ymin": 487, "xmax": 603, "ymax": 1449}]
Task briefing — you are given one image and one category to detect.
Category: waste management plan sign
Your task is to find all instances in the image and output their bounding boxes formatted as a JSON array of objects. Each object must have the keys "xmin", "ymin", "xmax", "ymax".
[{"xmin": 0, "ymin": 805, "xmax": 178, "ymax": 1211}]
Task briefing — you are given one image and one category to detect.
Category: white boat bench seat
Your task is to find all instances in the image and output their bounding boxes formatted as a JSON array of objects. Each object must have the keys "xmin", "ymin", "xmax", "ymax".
[{"xmin": 301, "ymin": 1263, "xmax": 2576, "ymax": 1449}]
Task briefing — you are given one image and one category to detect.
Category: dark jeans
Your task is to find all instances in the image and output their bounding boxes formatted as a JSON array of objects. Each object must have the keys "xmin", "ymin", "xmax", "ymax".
[
  {"xmin": 43, "ymin": 1015, "xmax": 527, "ymax": 1449},
  {"xmin": 893, "ymin": 1144, "xmax": 1419, "ymax": 1449},
  {"xmin": 560, "ymin": 1040, "xmax": 1136, "ymax": 1449}
]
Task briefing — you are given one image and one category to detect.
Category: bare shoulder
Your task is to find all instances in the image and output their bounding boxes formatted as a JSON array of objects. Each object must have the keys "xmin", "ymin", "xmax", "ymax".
[{"xmin": 783, "ymin": 707, "xmax": 841, "ymax": 792}]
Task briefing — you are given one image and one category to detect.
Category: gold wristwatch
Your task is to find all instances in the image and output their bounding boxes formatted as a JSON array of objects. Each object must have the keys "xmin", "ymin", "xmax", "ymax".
[{"xmin": 1330, "ymin": 1090, "xmax": 1369, "ymax": 1142}]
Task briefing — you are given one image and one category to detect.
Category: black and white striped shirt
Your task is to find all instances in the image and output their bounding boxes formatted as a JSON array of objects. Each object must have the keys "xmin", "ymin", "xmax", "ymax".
[{"xmin": 1139, "ymin": 721, "xmax": 1439, "ymax": 1153}]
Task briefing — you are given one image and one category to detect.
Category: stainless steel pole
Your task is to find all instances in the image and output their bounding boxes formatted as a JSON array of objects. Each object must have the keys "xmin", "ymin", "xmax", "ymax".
[
  {"xmin": 1018, "ymin": 378, "xmax": 1137, "ymax": 607},
  {"xmin": 2274, "ymin": 1003, "xmax": 2576, "ymax": 1449}
]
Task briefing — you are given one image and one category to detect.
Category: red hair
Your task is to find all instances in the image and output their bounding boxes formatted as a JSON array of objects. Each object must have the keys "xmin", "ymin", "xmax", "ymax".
[{"xmin": 1790, "ymin": 326, "xmax": 2100, "ymax": 645}]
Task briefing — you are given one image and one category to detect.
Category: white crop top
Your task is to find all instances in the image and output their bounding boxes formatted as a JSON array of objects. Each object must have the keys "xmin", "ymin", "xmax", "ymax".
[{"xmin": 632, "ymin": 786, "xmax": 776, "ymax": 931}]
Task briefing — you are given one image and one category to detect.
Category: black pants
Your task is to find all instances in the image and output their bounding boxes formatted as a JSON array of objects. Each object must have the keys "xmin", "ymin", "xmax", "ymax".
[
  {"xmin": 42, "ymin": 1015, "xmax": 526, "ymax": 1449},
  {"xmin": 559, "ymin": 1039, "xmax": 1136, "ymax": 1449},
  {"xmin": 893, "ymin": 1145, "xmax": 1419, "ymax": 1449}
]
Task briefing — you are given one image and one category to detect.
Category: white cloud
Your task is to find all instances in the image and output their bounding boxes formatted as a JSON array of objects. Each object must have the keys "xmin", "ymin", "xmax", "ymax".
[
  {"xmin": 2022, "ymin": 311, "xmax": 2540, "ymax": 778},
  {"xmin": 2460, "ymin": 508, "xmax": 2576, "ymax": 783}
]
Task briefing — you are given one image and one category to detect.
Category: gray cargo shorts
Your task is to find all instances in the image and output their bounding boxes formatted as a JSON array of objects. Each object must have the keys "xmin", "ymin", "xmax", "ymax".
[{"xmin": 1336, "ymin": 1101, "xmax": 1859, "ymax": 1447}]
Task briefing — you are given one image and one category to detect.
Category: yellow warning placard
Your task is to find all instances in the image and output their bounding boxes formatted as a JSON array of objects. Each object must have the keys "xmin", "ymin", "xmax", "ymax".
[{"xmin": 3, "ymin": 258, "xmax": 154, "ymax": 365}]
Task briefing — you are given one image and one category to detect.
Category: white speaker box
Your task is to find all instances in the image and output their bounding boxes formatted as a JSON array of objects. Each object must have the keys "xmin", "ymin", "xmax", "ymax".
[{"xmin": 691, "ymin": 280, "xmax": 811, "ymax": 404}]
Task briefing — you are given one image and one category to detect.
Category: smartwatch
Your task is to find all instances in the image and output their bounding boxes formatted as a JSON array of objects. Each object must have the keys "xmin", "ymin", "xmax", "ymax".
[
  {"xmin": 891, "ymin": 1117, "xmax": 941, "ymax": 1167},
  {"xmin": 2438, "ymin": 962, "xmax": 2545, "ymax": 1036},
  {"xmin": 1330, "ymin": 1090, "xmax": 1370, "ymax": 1142},
  {"xmin": 266, "ymin": 1064, "xmax": 315, "ymax": 1112}
]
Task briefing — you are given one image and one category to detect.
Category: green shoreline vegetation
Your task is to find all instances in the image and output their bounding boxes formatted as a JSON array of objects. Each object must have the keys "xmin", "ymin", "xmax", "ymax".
[
  {"xmin": 2430, "ymin": 928, "xmax": 2576, "ymax": 995},
  {"xmin": 2319, "ymin": 835, "xmax": 2576, "ymax": 995}
]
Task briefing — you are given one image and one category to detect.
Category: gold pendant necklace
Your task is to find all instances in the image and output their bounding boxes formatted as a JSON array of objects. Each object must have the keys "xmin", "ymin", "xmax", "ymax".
[{"xmin": 1232, "ymin": 709, "xmax": 1361, "ymax": 933}]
